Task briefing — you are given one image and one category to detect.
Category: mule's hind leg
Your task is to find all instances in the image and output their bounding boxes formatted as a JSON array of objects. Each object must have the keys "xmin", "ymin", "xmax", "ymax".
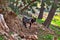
[
  {"xmin": 23, "ymin": 21, "xmax": 27, "ymax": 28},
  {"xmin": 29, "ymin": 23, "xmax": 31, "ymax": 29}
]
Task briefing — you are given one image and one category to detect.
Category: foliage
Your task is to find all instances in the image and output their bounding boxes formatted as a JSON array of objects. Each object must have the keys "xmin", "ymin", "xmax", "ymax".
[
  {"xmin": 38, "ymin": 33, "xmax": 53, "ymax": 40},
  {"xmin": 36, "ymin": 19, "xmax": 44, "ymax": 24},
  {"xmin": 0, "ymin": 35, "xmax": 4, "ymax": 40},
  {"xmin": 58, "ymin": 37, "xmax": 60, "ymax": 40},
  {"xmin": 51, "ymin": 15, "xmax": 60, "ymax": 27},
  {"xmin": 45, "ymin": 0, "xmax": 52, "ymax": 6}
]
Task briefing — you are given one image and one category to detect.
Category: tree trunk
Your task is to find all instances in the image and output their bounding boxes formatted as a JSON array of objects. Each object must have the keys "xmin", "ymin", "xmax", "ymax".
[
  {"xmin": 38, "ymin": 0, "xmax": 45, "ymax": 19},
  {"xmin": 43, "ymin": 0, "xmax": 58, "ymax": 28},
  {"xmin": 0, "ymin": 14, "xmax": 15, "ymax": 40}
]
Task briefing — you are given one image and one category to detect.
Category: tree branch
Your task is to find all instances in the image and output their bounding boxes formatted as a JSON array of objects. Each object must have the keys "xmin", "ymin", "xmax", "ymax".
[{"xmin": 20, "ymin": 0, "xmax": 36, "ymax": 12}]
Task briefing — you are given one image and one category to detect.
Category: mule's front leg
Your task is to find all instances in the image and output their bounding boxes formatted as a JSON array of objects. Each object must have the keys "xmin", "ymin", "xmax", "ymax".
[{"xmin": 29, "ymin": 23, "xmax": 31, "ymax": 29}]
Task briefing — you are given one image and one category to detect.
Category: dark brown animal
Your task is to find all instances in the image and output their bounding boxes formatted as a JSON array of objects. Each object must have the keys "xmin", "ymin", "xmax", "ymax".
[{"xmin": 22, "ymin": 16, "xmax": 36, "ymax": 29}]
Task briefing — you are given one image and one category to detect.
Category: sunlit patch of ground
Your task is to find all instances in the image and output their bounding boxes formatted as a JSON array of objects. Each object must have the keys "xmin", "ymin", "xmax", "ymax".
[{"xmin": 51, "ymin": 15, "xmax": 60, "ymax": 27}]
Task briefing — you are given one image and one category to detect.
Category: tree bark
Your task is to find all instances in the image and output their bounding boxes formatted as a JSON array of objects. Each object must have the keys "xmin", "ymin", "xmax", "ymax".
[
  {"xmin": 0, "ymin": 14, "xmax": 9, "ymax": 32},
  {"xmin": 38, "ymin": 0, "xmax": 45, "ymax": 19},
  {"xmin": 0, "ymin": 14, "xmax": 15, "ymax": 40},
  {"xmin": 43, "ymin": 0, "xmax": 58, "ymax": 28}
]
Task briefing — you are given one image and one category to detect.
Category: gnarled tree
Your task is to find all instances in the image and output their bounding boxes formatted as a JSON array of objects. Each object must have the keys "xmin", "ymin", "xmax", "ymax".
[{"xmin": 43, "ymin": 0, "xmax": 58, "ymax": 28}]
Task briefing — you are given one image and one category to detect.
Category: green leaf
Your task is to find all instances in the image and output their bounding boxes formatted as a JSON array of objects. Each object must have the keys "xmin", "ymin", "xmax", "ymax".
[{"xmin": 45, "ymin": 0, "xmax": 51, "ymax": 6}]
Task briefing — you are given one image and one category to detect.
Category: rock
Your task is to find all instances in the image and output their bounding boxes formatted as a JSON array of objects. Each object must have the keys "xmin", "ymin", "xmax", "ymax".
[
  {"xmin": 31, "ymin": 35, "xmax": 38, "ymax": 40},
  {"xmin": 20, "ymin": 32, "xmax": 25, "ymax": 38},
  {"xmin": 25, "ymin": 35, "xmax": 38, "ymax": 40},
  {"xmin": 21, "ymin": 38, "xmax": 26, "ymax": 40}
]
